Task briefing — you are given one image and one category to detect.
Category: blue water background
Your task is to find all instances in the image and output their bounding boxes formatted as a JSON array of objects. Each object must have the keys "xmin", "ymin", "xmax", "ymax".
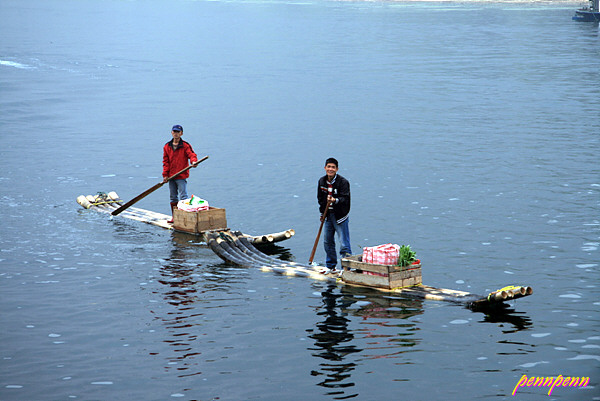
[{"xmin": 1, "ymin": 0, "xmax": 599, "ymax": 400}]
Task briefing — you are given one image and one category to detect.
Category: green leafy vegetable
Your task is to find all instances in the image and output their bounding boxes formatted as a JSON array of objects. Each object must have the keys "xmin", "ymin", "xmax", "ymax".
[{"xmin": 397, "ymin": 245, "xmax": 416, "ymax": 267}]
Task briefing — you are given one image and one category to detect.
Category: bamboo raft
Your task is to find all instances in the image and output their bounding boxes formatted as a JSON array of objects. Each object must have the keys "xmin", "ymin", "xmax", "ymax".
[
  {"xmin": 76, "ymin": 191, "xmax": 295, "ymax": 245},
  {"xmin": 205, "ymin": 230, "xmax": 533, "ymax": 310},
  {"xmin": 76, "ymin": 192, "xmax": 533, "ymax": 310}
]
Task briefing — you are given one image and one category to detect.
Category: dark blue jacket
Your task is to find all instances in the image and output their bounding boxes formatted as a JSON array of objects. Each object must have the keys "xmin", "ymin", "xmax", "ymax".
[{"xmin": 317, "ymin": 174, "xmax": 350, "ymax": 224}]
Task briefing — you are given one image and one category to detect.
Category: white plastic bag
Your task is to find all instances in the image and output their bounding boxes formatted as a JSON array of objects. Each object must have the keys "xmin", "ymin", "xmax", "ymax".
[{"xmin": 177, "ymin": 195, "xmax": 209, "ymax": 212}]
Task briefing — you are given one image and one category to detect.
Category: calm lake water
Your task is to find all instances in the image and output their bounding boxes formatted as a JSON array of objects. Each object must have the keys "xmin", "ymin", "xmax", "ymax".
[{"xmin": 1, "ymin": 0, "xmax": 599, "ymax": 400}]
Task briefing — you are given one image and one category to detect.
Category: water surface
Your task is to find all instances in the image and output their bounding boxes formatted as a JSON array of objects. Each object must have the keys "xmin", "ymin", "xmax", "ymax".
[{"xmin": 1, "ymin": 0, "xmax": 599, "ymax": 400}]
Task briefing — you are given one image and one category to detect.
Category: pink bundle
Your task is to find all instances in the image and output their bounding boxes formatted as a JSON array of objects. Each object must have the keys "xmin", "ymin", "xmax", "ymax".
[{"xmin": 362, "ymin": 243, "xmax": 400, "ymax": 265}]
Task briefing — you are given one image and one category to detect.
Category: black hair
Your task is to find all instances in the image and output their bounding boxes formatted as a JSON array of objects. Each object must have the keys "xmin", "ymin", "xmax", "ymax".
[{"xmin": 325, "ymin": 157, "xmax": 338, "ymax": 168}]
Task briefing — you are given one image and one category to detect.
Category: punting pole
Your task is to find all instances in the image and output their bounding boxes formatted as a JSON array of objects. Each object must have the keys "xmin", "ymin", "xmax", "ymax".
[
  {"xmin": 111, "ymin": 155, "xmax": 208, "ymax": 216},
  {"xmin": 309, "ymin": 198, "xmax": 333, "ymax": 264}
]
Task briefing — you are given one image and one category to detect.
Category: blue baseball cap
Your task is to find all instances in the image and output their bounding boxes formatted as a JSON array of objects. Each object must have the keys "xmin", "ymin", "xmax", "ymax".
[{"xmin": 172, "ymin": 124, "xmax": 183, "ymax": 132}]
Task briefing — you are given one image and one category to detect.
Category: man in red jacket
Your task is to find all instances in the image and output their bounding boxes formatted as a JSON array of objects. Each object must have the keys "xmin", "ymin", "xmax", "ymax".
[{"xmin": 163, "ymin": 124, "xmax": 198, "ymax": 223}]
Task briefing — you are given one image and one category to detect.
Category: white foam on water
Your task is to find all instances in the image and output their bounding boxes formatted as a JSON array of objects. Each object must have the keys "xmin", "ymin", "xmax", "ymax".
[
  {"xmin": 450, "ymin": 319, "xmax": 469, "ymax": 324},
  {"xmin": 48, "ymin": 333, "xmax": 61, "ymax": 338},
  {"xmin": 582, "ymin": 344, "xmax": 600, "ymax": 349},
  {"xmin": 504, "ymin": 271, "xmax": 514, "ymax": 275},
  {"xmin": 91, "ymin": 381, "xmax": 113, "ymax": 385},
  {"xmin": 519, "ymin": 361, "xmax": 549, "ymax": 368},
  {"xmin": 455, "ymin": 280, "xmax": 464, "ymax": 284},
  {"xmin": 568, "ymin": 339, "xmax": 586, "ymax": 343},
  {"xmin": 567, "ymin": 323, "xmax": 579, "ymax": 327},
  {"xmin": 576, "ymin": 263, "xmax": 597, "ymax": 269},
  {"xmin": 0, "ymin": 60, "xmax": 35, "ymax": 69},
  {"xmin": 554, "ymin": 347, "xmax": 568, "ymax": 351},
  {"xmin": 559, "ymin": 293, "xmax": 582, "ymax": 298},
  {"xmin": 5, "ymin": 385, "xmax": 23, "ymax": 389},
  {"xmin": 531, "ymin": 333, "xmax": 551, "ymax": 338},
  {"xmin": 568, "ymin": 355, "xmax": 600, "ymax": 362},
  {"xmin": 588, "ymin": 336, "xmax": 600, "ymax": 340}
]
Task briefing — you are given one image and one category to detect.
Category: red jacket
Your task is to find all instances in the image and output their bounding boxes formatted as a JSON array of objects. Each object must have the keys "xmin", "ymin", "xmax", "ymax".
[{"xmin": 162, "ymin": 140, "xmax": 198, "ymax": 180}]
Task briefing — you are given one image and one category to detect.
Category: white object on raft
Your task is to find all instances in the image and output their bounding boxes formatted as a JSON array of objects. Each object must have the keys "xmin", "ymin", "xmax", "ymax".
[{"xmin": 76, "ymin": 191, "xmax": 295, "ymax": 244}]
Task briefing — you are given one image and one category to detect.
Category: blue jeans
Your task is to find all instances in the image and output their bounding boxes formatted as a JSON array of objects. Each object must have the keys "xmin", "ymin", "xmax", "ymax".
[
  {"xmin": 323, "ymin": 213, "xmax": 351, "ymax": 269},
  {"xmin": 169, "ymin": 179, "xmax": 188, "ymax": 203}
]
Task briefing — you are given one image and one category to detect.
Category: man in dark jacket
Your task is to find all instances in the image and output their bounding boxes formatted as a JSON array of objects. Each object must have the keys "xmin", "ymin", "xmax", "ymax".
[
  {"xmin": 317, "ymin": 157, "xmax": 351, "ymax": 271},
  {"xmin": 163, "ymin": 124, "xmax": 198, "ymax": 223}
]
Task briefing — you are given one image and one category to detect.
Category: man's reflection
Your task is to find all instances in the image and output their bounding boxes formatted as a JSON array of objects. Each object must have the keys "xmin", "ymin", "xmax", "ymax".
[
  {"xmin": 307, "ymin": 285, "xmax": 429, "ymax": 398},
  {"xmin": 155, "ymin": 232, "xmax": 243, "ymax": 377},
  {"xmin": 307, "ymin": 284, "xmax": 360, "ymax": 398}
]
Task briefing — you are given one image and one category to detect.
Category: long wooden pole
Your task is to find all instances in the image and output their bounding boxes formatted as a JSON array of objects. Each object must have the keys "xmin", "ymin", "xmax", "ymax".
[
  {"xmin": 308, "ymin": 199, "xmax": 333, "ymax": 264},
  {"xmin": 111, "ymin": 155, "xmax": 209, "ymax": 216}
]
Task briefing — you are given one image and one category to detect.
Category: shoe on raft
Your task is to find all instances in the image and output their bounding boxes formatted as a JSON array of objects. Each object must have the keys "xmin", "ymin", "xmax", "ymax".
[{"xmin": 320, "ymin": 268, "xmax": 342, "ymax": 276}]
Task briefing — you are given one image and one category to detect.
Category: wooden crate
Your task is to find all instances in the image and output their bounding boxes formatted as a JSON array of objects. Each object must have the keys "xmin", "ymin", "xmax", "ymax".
[
  {"xmin": 173, "ymin": 207, "xmax": 227, "ymax": 234},
  {"xmin": 341, "ymin": 254, "xmax": 422, "ymax": 289}
]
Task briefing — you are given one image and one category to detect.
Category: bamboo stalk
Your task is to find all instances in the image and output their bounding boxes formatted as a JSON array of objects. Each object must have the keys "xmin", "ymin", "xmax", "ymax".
[
  {"xmin": 111, "ymin": 155, "xmax": 208, "ymax": 216},
  {"xmin": 308, "ymin": 199, "xmax": 333, "ymax": 264}
]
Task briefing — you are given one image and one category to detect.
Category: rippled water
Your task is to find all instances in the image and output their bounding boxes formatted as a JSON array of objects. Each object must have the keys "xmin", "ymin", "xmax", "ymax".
[{"xmin": 1, "ymin": 0, "xmax": 599, "ymax": 400}]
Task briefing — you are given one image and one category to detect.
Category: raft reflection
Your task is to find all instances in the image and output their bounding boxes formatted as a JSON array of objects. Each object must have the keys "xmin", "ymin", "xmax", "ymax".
[
  {"xmin": 153, "ymin": 232, "xmax": 248, "ymax": 377},
  {"xmin": 307, "ymin": 284, "xmax": 425, "ymax": 399}
]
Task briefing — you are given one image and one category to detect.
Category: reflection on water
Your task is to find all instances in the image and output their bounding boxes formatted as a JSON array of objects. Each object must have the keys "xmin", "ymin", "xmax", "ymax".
[
  {"xmin": 480, "ymin": 306, "xmax": 533, "ymax": 334},
  {"xmin": 152, "ymin": 232, "xmax": 250, "ymax": 378},
  {"xmin": 340, "ymin": 287, "xmax": 424, "ymax": 322},
  {"xmin": 154, "ymin": 236, "xmax": 203, "ymax": 377},
  {"xmin": 306, "ymin": 282, "xmax": 536, "ymax": 399},
  {"xmin": 308, "ymin": 284, "xmax": 361, "ymax": 399},
  {"xmin": 340, "ymin": 287, "xmax": 424, "ymax": 363},
  {"xmin": 306, "ymin": 285, "xmax": 426, "ymax": 399},
  {"xmin": 254, "ymin": 242, "xmax": 296, "ymax": 261}
]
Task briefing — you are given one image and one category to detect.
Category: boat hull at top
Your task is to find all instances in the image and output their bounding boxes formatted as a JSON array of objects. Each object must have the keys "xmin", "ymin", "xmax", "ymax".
[
  {"xmin": 573, "ymin": 0, "xmax": 600, "ymax": 21},
  {"xmin": 573, "ymin": 10, "xmax": 600, "ymax": 21}
]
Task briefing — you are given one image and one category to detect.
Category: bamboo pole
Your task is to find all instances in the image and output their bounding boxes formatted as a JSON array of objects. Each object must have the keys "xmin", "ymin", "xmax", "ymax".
[
  {"xmin": 111, "ymin": 156, "xmax": 208, "ymax": 216},
  {"xmin": 308, "ymin": 199, "xmax": 333, "ymax": 264}
]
